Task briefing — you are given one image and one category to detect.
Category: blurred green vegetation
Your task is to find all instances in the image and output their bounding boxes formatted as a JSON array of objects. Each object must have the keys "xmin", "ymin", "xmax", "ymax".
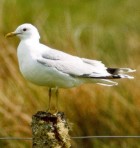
[{"xmin": 0, "ymin": 0, "xmax": 140, "ymax": 147}]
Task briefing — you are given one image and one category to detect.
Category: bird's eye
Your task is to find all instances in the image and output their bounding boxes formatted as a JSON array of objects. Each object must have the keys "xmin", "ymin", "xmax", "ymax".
[{"xmin": 23, "ymin": 28, "xmax": 27, "ymax": 31}]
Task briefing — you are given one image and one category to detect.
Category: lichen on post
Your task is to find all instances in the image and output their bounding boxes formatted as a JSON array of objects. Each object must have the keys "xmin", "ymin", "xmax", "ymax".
[{"xmin": 31, "ymin": 111, "xmax": 71, "ymax": 148}]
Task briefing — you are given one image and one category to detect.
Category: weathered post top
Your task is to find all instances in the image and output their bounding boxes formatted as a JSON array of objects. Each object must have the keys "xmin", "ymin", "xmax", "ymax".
[{"xmin": 31, "ymin": 111, "xmax": 71, "ymax": 148}]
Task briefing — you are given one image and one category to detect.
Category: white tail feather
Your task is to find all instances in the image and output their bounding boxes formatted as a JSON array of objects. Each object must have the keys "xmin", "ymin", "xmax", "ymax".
[
  {"xmin": 118, "ymin": 74, "xmax": 134, "ymax": 79},
  {"xmin": 97, "ymin": 79, "xmax": 118, "ymax": 86},
  {"xmin": 118, "ymin": 68, "xmax": 136, "ymax": 73}
]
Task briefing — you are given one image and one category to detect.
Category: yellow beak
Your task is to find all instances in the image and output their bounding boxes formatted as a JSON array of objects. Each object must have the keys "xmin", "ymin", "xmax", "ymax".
[{"xmin": 5, "ymin": 32, "xmax": 17, "ymax": 38}]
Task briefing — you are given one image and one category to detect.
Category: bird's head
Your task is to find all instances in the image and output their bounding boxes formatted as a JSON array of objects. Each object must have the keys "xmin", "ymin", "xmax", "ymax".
[{"xmin": 5, "ymin": 23, "xmax": 40, "ymax": 40}]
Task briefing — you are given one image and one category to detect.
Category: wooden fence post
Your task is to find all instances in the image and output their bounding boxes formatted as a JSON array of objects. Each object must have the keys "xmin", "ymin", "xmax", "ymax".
[{"xmin": 31, "ymin": 111, "xmax": 71, "ymax": 148}]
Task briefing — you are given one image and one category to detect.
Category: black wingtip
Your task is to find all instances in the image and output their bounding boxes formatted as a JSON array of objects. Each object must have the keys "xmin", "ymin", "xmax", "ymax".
[{"xmin": 107, "ymin": 68, "xmax": 119, "ymax": 75}]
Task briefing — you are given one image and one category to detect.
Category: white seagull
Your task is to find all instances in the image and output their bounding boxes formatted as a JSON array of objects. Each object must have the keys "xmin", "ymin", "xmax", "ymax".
[{"xmin": 6, "ymin": 23, "xmax": 135, "ymax": 109}]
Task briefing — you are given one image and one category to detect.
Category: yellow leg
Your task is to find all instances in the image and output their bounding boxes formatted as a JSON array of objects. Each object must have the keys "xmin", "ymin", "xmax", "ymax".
[
  {"xmin": 55, "ymin": 88, "xmax": 59, "ymax": 112},
  {"xmin": 47, "ymin": 87, "xmax": 59, "ymax": 113},
  {"xmin": 47, "ymin": 88, "xmax": 52, "ymax": 112}
]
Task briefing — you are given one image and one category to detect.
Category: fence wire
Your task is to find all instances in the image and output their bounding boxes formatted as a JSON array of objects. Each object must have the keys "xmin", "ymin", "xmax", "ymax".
[{"xmin": 0, "ymin": 136, "xmax": 140, "ymax": 140}]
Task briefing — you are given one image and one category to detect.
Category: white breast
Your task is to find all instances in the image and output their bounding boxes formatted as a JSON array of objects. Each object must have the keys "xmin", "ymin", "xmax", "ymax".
[{"xmin": 17, "ymin": 41, "xmax": 82, "ymax": 88}]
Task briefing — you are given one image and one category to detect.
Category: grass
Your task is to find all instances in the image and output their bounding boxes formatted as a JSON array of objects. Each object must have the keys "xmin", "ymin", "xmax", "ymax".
[{"xmin": 0, "ymin": 0, "xmax": 140, "ymax": 147}]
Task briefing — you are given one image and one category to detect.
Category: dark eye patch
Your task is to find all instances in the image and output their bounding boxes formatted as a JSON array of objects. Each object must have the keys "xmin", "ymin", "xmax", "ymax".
[{"xmin": 23, "ymin": 28, "xmax": 27, "ymax": 31}]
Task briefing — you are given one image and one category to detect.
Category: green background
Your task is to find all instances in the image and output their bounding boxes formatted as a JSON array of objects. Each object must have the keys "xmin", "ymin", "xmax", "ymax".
[{"xmin": 0, "ymin": 0, "xmax": 140, "ymax": 147}]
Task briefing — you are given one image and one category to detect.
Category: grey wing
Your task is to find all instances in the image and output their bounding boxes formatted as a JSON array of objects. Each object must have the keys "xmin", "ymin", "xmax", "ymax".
[
  {"xmin": 36, "ymin": 46, "xmax": 135, "ymax": 87},
  {"xmin": 37, "ymin": 57, "xmax": 95, "ymax": 76},
  {"xmin": 41, "ymin": 47, "xmax": 76, "ymax": 60},
  {"xmin": 37, "ymin": 48, "xmax": 110, "ymax": 77},
  {"xmin": 81, "ymin": 58, "xmax": 106, "ymax": 69}
]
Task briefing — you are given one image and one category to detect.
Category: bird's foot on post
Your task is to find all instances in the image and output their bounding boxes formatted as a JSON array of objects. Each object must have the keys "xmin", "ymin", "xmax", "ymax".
[{"xmin": 46, "ymin": 108, "xmax": 59, "ymax": 115}]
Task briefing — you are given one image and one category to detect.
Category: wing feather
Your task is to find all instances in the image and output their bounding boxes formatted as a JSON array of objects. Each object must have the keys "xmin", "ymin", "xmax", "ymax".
[
  {"xmin": 37, "ymin": 46, "xmax": 135, "ymax": 80},
  {"xmin": 37, "ymin": 45, "xmax": 110, "ymax": 77}
]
